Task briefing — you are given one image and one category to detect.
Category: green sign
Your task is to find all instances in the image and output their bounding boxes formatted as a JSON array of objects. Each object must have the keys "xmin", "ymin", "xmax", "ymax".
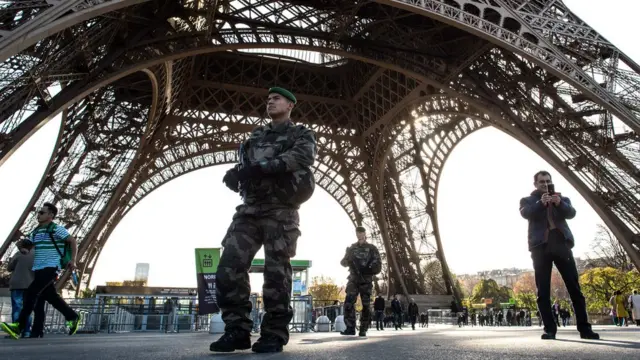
[
  {"xmin": 250, "ymin": 259, "xmax": 312, "ymax": 268},
  {"xmin": 196, "ymin": 248, "xmax": 220, "ymax": 274},
  {"xmin": 195, "ymin": 248, "xmax": 221, "ymax": 315},
  {"xmin": 509, "ymin": 298, "xmax": 516, "ymax": 304}
]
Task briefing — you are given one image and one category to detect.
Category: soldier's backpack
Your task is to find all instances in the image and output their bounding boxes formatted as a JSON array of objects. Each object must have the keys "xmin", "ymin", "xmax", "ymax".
[{"xmin": 276, "ymin": 124, "xmax": 316, "ymax": 206}]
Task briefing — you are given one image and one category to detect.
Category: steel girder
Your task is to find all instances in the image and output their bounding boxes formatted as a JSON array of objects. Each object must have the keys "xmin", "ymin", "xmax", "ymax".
[{"xmin": 0, "ymin": 0, "xmax": 639, "ymax": 296}]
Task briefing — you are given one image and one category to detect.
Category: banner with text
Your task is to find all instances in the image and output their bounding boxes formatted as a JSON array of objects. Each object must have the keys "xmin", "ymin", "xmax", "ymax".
[{"xmin": 195, "ymin": 248, "xmax": 221, "ymax": 315}]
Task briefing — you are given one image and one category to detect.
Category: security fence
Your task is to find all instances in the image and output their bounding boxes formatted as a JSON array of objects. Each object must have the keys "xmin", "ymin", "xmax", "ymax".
[
  {"xmin": 0, "ymin": 294, "xmax": 315, "ymax": 335},
  {"xmin": 7, "ymin": 295, "xmax": 597, "ymax": 334}
]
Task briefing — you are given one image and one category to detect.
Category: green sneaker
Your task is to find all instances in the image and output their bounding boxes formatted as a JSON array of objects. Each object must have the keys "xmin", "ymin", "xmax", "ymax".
[
  {"xmin": 66, "ymin": 313, "xmax": 82, "ymax": 336},
  {"xmin": 1, "ymin": 322, "xmax": 20, "ymax": 340}
]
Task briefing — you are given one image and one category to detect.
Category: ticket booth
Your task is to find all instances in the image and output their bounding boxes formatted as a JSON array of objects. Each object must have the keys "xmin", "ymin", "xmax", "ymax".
[{"xmin": 249, "ymin": 259, "xmax": 312, "ymax": 297}]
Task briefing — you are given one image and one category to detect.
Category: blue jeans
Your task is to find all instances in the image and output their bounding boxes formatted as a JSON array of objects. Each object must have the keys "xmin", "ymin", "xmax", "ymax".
[{"xmin": 11, "ymin": 289, "xmax": 32, "ymax": 337}]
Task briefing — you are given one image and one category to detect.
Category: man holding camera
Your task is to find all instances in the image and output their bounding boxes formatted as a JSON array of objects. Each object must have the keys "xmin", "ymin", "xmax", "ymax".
[{"xmin": 519, "ymin": 171, "xmax": 599, "ymax": 340}]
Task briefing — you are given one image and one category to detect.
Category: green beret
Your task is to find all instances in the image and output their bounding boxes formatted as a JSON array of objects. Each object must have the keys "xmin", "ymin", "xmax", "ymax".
[
  {"xmin": 355, "ymin": 226, "xmax": 366, "ymax": 233},
  {"xmin": 269, "ymin": 87, "xmax": 297, "ymax": 104}
]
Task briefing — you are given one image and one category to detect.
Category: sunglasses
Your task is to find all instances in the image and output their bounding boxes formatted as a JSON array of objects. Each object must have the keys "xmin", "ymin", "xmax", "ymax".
[{"xmin": 37, "ymin": 211, "xmax": 48, "ymax": 215}]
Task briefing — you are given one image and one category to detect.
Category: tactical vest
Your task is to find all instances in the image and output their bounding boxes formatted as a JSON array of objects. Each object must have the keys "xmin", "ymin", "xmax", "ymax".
[
  {"xmin": 350, "ymin": 244, "xmax": 375, "ymax": 270},
  {"xmin": 239, "ymin": 123, "xmax": 315, "ymax": 207}
]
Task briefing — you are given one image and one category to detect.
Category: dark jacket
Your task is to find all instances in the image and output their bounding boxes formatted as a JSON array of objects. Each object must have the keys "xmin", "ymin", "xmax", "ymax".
[
  {"xmin": 408, "ymin": 303, "xmax": 419, "ymax": 317},
  {"xmin": 391, "ymin": 299, "xmax": 402, "ymax": 314},
  {"xmin": 236, "ymin": 121, "xmax": 316, "ymax": 207},
  {"xmin": 374, "ymin": 297, "xmax": 385, "ymax": 311},
  {"xmin": 519, "ymin": 190, "xmax": 576, "ymax": 250},
  {"xmin": 340, "ymin": 242, "xmax": 382, "ymax": 281}
]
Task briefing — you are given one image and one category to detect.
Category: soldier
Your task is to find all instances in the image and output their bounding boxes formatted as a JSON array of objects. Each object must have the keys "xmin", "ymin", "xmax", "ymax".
[
  {"xmin": 340, "ymin": 226, "xmax": 382, "ymax": 337},
  {"xmin": 210, "ymin": 87, "xmax": 317, "ymax": 354}
]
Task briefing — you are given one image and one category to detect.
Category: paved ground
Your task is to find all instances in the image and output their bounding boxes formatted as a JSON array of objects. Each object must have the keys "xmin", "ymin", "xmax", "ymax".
[{"xmin": 2, "ymin": 325, "xmax": 639, "ymax": 359}]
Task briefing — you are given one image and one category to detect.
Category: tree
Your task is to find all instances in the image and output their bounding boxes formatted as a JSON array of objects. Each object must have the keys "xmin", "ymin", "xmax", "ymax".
[
  {"xmin": 308, "ymin": 276, "xmax": 343, "ymax": 307},
  {"xmin": 515, "ymin": 292, "xmax": 537, "ymax": 311},
  {"xmin": 579, "ymin": 267, "xmax": 640, "ymax": 313},
  {"xmin": 459, "ymin": 277, "xmax": 481, "ymax": 298},
  {"xmin": 513, "ymin": 272, "xmax": 536, "ymax": 295},
  {"xmin": 587, "ymin": 224, "xmax": 631, "ymax": 270},
  {"xmin": 470, "ymin": 279, "xmax": 512, "ymax": 304},
  {"xmin": 451, "ymin": 274, "xmax": 465, "ymax": 298},
  {"xmin": 550, "ymin": 270, "xmax": 569, "ymax": 300},
  {"xmin": 80, "ymin": 288, "xmax": 96, "ymax": 298},
  {"xmin": 512, "ymin": 273, "xmax": 538, "ymax": 310}
]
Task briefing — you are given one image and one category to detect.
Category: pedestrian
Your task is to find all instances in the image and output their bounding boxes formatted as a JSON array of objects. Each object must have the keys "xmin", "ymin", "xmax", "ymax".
[
  {"xmin": 210, "ymin": 87, "xmax": 316, "ymax": 353},
  {"xmin": 7, "ymin": 239, "xmax": 35, "ymax": 338},
  {"xmin": 339, "ymin": 226, "xmax": 381, "ymax": 337},
  {"xmin": 1, "ymin": 202, "xmax": 82, "ymax": 340},
  {"xmin": 519, "ymin": 171, "xmax": 599, "ymax": 340}
]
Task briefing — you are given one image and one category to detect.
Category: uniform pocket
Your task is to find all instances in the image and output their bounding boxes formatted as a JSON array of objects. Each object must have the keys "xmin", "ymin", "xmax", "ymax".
[{"xmin": 281, "ymin": 222, "xmax": 301, "ymax": 258}]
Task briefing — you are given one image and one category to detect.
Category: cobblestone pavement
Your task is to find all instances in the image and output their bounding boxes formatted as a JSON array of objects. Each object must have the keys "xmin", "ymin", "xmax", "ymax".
[{"xmin": 2, "ymin": 325, "xmax": 639, "ymax": 359}]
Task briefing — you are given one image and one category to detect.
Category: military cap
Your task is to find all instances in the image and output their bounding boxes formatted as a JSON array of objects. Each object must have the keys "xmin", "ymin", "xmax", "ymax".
[
  {"xmin": 269, "ymin": 87, "xmax": 297, "ymax": 104},
  {"xmin": 355, "ymin": 226, "xmax": 366, "ymax": 233}
]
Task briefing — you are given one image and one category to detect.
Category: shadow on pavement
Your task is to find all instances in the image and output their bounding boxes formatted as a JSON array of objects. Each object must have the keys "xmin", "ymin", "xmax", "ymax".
[
  {"xmin": 299, "ymin": 336, "xmax": 369, "ymax": 344},
  {"xmin": 555, "ymin": 338, "xmax": 640, "ymax": 349}
]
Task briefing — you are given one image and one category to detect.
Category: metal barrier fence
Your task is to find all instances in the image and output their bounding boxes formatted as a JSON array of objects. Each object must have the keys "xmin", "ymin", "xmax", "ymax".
[
  {"xmin": 5, "ymin": 296, "xmax": 612, "ymax": 334},
  {"xmin": 0, "ymin": 294, "xmax": 315, "ymax": 335},
  {"xmin": 249, "ymin": 294, "xmax": 314, "ymax": 333}
]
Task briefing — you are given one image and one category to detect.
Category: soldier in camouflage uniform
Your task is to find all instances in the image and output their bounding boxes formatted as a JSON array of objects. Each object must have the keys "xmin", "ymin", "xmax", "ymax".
[
  {"xmin": 210, "ymin": 87, "xmax": 316, "ymax": 354},
  {"xmin": 340, "ymin": 226, "xmax": 382, "ymax": 337}
]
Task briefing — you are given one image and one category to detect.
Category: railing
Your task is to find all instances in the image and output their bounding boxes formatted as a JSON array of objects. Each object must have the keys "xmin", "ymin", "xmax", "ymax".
[
  {"xmin": 4, "ymin": 295, "xmax": 615, "ymax": 334},
  {"xmin": 0, "ymin": 295, "xmax": 315, "ymax": 334}
]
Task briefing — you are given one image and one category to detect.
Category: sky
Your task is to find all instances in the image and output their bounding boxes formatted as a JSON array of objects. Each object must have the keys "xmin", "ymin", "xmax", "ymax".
[{"xmin": 0, "ymin": 0, "xmax": 636, "ymax": 292}]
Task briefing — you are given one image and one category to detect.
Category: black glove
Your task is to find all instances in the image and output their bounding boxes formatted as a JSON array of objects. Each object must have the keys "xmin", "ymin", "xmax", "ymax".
[
  {"xmin": 222, "ymin": 169, "xmax": 240, "ymax": 192},
  {"xmin": 236, "ymin": 163, "xmax": 264, "ymax": 182}
]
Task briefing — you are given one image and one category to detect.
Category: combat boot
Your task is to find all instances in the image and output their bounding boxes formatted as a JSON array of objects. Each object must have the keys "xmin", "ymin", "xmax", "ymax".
[
  {"xmin": 251, "ymin": 334, "xmax": 283, "ymax": 353},
  {"xmin": 340, "ymin": 327, "xmax": 356, "ymax": 336},
  {"xmin": 209, "ymin": 329, "xmax": 251, "ymax": 352}
]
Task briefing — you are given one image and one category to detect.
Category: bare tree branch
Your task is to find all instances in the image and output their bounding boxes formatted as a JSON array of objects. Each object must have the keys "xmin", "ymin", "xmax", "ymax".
[{"xmin": 587, "ymin": 224, "xmax": 631, "ymax": 270}]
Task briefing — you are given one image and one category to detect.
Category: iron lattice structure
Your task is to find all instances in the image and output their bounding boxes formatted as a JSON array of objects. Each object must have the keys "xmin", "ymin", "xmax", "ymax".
[{"xmin": 1, "ymin": 0, "xmax": 639, "ymax": 299}]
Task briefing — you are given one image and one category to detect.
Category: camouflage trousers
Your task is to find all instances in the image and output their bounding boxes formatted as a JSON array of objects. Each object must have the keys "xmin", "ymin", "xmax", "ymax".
[
  {"xmin": 343, "ymin": 277, "xmax": 373, "ymax": 330},
  {"xmin": 215, "ymin": 204, "xmax": 301, "ymax": 345}
]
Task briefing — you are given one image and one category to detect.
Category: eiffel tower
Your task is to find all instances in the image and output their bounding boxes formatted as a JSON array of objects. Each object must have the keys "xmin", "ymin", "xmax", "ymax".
[{"xmin": 0, "ymin": 1, "xmax": 639, "ymax": 300}]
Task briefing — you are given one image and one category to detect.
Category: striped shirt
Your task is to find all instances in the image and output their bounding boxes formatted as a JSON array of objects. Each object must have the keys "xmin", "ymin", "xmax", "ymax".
[{"xmin": 28, "ymin": 222, "xmax": 70, "ymax": 271}]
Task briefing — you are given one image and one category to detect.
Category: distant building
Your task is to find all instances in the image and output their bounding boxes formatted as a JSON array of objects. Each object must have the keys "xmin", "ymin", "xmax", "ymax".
[
  {"xmin": 457, "ymin": 267, "xmax": 534, "ymax": 289},
  {"xmin": 135, "ymin": 263, "xmax": 150, "ymax": 283}
]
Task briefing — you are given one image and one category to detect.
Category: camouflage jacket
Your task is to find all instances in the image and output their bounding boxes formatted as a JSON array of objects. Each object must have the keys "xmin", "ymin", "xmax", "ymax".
[
  {"xmin": 235, "ymin": 120, "xmax": 317, "ymax": 207},
  {"xmin": 340, "ymin": 242, "xmax": 382, "ymax": 279}
]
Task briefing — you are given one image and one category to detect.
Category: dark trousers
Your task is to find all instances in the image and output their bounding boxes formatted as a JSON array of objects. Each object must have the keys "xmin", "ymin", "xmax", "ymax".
[
  {"xmin": 410, "ymin": 315, "xmax": 417, "ymax": 329},
  {"xmin": 216, "ymin": 207, "xmax": 300, "ymax": 345},
  {"xmin": 531, "ymin": 231, "xmax": 591, "ymax": 335},
  {"xmin": 17, "ymin": 267, "xmax": 77, "ymax": 332},
  {"xmin": 393, "ymin": 312, "xmax": 402, "ymax": 329},
  {"xmin": 30, "ymin": 297, "xmax": 47, "ymax": 336},
  {"xmin": 375, "ymin": 310, "xmax": 384, "ymax": 330},
  {"xmin": 343, "ymin": 280, "xmax": 372, "ymax": 330}
]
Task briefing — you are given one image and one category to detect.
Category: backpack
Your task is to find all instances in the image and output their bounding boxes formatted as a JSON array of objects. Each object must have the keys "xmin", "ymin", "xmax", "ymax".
[{"xmin": 33, "ymin": 223, "xmax": 72, "ymax": 269}]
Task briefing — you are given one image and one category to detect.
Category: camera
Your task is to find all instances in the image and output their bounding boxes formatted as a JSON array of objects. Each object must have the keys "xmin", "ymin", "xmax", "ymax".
[{"xmin": 547, "ymin": 183, "xmax": 555, "ymax": 195}]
